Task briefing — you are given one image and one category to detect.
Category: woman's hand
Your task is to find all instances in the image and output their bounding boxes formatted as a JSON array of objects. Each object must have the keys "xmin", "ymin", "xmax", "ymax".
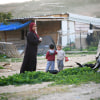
[{"xmin": 39, "ymin": 37, "xmax": 42, "ymax": 42}]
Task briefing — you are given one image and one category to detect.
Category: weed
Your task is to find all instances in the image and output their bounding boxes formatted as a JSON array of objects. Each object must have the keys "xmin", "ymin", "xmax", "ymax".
[
  {"xmin": 0, "ymin": 66, "xmax": 4, "ymax": 69},
  {"xmin": 0, "ymin": 67, "xmax": 100, "ymax": 86}
]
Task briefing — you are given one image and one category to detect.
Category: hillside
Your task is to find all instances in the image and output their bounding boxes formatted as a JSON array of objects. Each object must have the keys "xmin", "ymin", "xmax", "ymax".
[{"xmin": 0, "ymin": 0, "xmax": 100, "ymax": 18}]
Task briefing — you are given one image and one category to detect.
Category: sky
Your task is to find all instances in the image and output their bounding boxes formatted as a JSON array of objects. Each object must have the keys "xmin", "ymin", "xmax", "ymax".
[{"xmin": 0, "ymin": 0, "xmax": 32, "ymax": 4}]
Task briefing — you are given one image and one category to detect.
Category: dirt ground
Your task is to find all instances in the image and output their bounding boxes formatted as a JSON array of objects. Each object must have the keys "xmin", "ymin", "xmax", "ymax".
[
  {"xmin": 0, "ymin": 54, "xmax": 96, "ymax": 77},
  {"xmin": 0, "ymin": 54, "xmax": 100, "ymax": 100}
]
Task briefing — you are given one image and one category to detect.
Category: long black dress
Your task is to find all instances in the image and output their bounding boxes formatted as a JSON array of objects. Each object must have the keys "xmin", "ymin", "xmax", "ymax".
[{"xmin": 20, "ymin": 31, "xmax": 40, "ymax": 73}]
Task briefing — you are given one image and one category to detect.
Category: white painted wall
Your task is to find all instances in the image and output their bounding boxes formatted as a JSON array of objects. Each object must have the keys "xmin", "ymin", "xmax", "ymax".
[
  {"xmin": 69, "ymin": 21, "xmax": 75, "ymax": 33},
  {"xmin": 61, "ymin": 20, "xmax": 67, "ymax": 47},
  {"xmin": 68, "ymin": 21, "xmax": 75, "ymax": 43},
  {"xmin": 61, "ymin": 20, "xmax": 75, "ymax": 47}
]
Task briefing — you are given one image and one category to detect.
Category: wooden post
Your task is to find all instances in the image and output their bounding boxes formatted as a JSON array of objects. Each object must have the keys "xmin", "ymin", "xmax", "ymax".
[{"xmin": 4, "ymin": 31, "xmax": 7, "ymax": 42}]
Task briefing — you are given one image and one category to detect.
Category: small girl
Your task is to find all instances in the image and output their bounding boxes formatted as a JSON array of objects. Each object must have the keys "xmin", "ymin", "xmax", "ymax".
[{"xmin": 57, "ymin": 45, "xmax": 65, "ymax": 71}]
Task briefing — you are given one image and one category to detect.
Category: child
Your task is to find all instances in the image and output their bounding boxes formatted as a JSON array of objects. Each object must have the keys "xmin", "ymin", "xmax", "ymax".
[
  {"xmin": 46, "ymin": 44, "xmax": 57, "ymax": 72},
  {"xmin": 56, "ymin": 45, "xmax": 65, "ymax": 71}
]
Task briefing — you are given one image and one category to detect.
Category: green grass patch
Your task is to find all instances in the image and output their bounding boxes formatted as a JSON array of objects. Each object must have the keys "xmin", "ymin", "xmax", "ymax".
[
  {"xmin": 0, "ymin": 54, "xmax": 45, "ymax": 62},
  {"xmin": 0, "ymin": 67, "xmax": 100, "ymax": 86},
  {"xmin": 0, "ymin": 96, "xmax": 8, "ymax": 100},
  {"xmin": 0, "ymin": 58, "xmax": 23, "ymax": 62},
  {"xmin": 66, "ymin": 51, "xmax": 97, "ymax": 55},
  {"xmin": 90, "ymin": 97, "xmax": 100, "ymax": 100},
  {"xmin": 0, "ymin": 54, "xmax": 7, "ymax": 59},
  {"xmin": 0, "ymin": 54, "xmax": 23, "ymax": 62},
  {"xmin": 0, "ymin": 66, "xmax": 4, "ymax": 69},
  {"xmin": 86, "ymin": 60, "xmax": 96, "ymax": 64}
]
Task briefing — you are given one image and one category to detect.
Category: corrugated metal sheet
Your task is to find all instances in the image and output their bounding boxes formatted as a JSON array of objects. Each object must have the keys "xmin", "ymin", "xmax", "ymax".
[{"xmin": 68, "ymin": 13, "xmax": 100, "ymax": 25}]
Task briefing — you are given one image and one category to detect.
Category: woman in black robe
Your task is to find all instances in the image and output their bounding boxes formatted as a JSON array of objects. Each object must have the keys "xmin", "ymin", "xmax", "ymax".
[{"xmin": 20, "ymin": 22, "xmax": 42, "ymax": 73}]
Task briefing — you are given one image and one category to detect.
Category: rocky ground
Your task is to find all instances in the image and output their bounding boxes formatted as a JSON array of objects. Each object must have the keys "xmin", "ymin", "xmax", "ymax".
[{"xmin": 0, "ymin": 54, "xmax": 100, "ymax": 100}]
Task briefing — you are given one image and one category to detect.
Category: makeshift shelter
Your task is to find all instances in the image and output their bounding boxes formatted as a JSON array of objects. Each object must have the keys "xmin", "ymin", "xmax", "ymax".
[
  {"xmin": 0, "ymin": 21, "xmax": 31, "ymax": 57},
  {"xmin": 0, "ymin": 14, "xmax": 69, "ymax": 56}
]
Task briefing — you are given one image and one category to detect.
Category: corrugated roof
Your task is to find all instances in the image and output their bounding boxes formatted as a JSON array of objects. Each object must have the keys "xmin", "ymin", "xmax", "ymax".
[
  {"xmin": 8, "ymin": 16, "xmax": 67, "ymax": 21},
  {"xmin": 7, "ymin": 13, "xmax": 100, "ymax": 26},
  {"xmin": 68, "ymin": 13, "xmax": 100, "ymax": 25}
]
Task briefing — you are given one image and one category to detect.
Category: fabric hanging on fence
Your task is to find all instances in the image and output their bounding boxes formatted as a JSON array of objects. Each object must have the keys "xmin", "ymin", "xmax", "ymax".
[{"xmin": 0, "ymin": 20, "xmax": 31, "ymax": 31}]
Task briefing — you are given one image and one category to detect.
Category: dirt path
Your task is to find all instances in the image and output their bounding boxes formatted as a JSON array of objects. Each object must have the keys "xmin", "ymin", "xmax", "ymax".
[
  {"xmin": 37, "ymin": 82, "xmax": 100, "ymax": 100},
  {"xmin": 0, "ymin": 82, "xmax": 100, "ymax": 100}
]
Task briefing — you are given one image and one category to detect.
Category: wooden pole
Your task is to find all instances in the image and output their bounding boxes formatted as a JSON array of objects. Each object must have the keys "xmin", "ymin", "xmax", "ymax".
[{"xmin": 4, "ymin": 31, "xmax": 7, "ymax": 42}]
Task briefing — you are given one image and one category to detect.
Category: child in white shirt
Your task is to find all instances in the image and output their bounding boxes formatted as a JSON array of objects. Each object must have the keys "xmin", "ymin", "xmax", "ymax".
[{"xmin": 56, "ymin": 45, "xmax": 65, "ymax": 71}]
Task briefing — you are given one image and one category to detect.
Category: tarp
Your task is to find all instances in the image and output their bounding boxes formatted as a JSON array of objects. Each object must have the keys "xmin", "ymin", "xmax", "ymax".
[{"xmin": 0, "ymin": 20, "xmax": 31, "ymax": 31}]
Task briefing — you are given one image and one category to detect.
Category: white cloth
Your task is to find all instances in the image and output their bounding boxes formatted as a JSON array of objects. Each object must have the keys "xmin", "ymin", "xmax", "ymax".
[{"xmin": 57, "ymin": 50, "xmax": 65, "ymax": 60}]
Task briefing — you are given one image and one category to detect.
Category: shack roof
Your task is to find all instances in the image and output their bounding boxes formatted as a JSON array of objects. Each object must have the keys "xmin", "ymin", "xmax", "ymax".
[
  {"xmin": 68, "ymin": 13, "xmax": 100, "ymax": 26},
  {"xmin": 8, "ymin": 13, "xmax": 100, "ymax": 25}
]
